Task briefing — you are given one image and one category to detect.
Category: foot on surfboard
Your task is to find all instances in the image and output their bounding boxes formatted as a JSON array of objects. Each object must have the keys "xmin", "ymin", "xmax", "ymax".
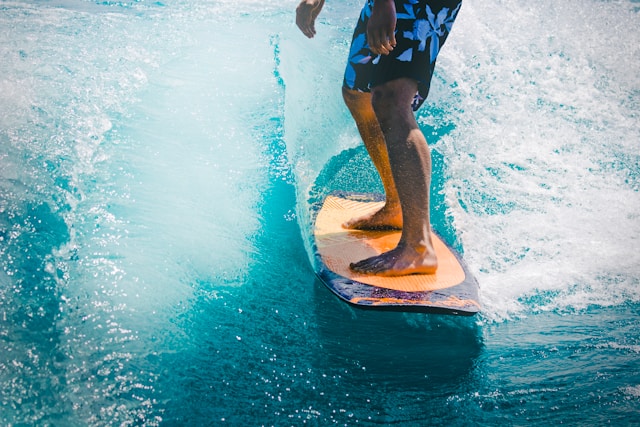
[
  {"xmin": 342, "ymin": 203, "xmax": 402, "ymax": 230},
  {"xmin": 349, "ymin": 243, "xmax": 438, "ymax": 277}
]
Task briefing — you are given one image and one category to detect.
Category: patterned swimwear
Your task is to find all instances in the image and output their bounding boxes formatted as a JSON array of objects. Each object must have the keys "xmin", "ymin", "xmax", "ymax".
[{"xmin": 343, "ymin": 0, "xmax": 462, "ymax": 111}]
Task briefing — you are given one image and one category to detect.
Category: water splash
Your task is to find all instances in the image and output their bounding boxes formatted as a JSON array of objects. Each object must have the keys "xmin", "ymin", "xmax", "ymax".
[
  {"xmin": 433, "ymin": 0, "xmax": 640, "ymax": 320},
  {"xmin": 0, "ymin": 1, "xmax": 279, "ymax": 423}
]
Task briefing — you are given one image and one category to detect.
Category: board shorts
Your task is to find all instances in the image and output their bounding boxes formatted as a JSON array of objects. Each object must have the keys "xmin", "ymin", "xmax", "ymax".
[{"xmin": 343, "ymin": 0, "xmax": 462, "ymax": 111}]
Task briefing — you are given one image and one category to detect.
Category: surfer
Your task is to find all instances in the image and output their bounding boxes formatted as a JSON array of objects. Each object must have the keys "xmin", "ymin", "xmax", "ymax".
[{"xmin": 296, "ymin": 0, "xmax": 462, "ymax": 276}]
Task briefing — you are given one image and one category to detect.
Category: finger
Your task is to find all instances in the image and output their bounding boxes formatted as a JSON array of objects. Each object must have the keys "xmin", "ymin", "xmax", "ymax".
[
  {"xmin": 297, "ymin": 24, "xmax": 312, "ymax": 38},
  {"xmin": 379, "ymin": 30, "xmax": 395, "ymax": 54},
  {"xmin": 379, "ymin": 39, "xmax": 393, "ymax": 55},
  {"xmin": 388, "ymin": 31, "xmax": 397, "ymax": 49},
  {"xmin": 378, "ymin": 42, "xmax": 391, "ymax": 55},
  {"xmin": 304, "ymin": 23, "xmax": 316, "ymax": 38},
  {"xmin": 368, "ymin": 31, "xmax": 387, "ymax": 55},
  {"xmin": 299, "ymin": 22, "xmax": 316, "ymax": 38},
  {"xmin": 369, "ymin": 33, "xmax": 393, "ymax": 55},
  {"xmin": 295, "ymin": 19, "xmax": 313, "ymax": 38}
]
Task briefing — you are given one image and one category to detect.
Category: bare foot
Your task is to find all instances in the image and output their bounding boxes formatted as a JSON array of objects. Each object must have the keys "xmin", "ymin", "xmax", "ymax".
[
  {"xmin": 349, "ymin": 242, "xmax": 437, "ymax": 276},
  {"xmin": 343, "ymin": 203, "xmax": 402, "ymax": 230}
]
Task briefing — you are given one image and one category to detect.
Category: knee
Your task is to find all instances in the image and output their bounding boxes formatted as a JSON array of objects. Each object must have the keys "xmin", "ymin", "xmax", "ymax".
[
  {"xmin": 371, "ymin": 79, "xmax": 417, "ymax": 124},
  {"xmin": 371, "ymin": 85, "xmax": 396, "ymax": 124},
  {"xmin": 342, "ymin": 86, "xmax": 367, "ymax": 109}
]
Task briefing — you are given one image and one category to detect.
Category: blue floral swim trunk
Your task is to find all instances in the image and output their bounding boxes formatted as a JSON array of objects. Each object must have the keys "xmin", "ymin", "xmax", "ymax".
[{"xmin": 343, "ymin": 0, "xmax": 462, "ymax": 111}]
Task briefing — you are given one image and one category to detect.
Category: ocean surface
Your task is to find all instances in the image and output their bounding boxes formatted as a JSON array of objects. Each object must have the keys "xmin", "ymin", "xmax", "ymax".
[{"xmin": 1, "ymin": 0, "xmax": 639, "ymax": 425}]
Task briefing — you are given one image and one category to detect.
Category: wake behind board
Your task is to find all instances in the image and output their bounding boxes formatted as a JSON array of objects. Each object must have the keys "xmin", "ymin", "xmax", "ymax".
[{"xmin": 312, "ymin": 193, "xmax": 480, "ymax": 315}]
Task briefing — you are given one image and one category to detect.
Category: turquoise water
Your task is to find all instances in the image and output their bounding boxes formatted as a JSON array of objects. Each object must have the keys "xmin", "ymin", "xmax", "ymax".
[{"xmin": 1, "ymin": 0, "xmax": 639, "ymax": 425}]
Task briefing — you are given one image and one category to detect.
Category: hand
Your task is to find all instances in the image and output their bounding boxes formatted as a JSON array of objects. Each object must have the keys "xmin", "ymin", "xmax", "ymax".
[
  {"xmin": 367, "ymin": 0, "xmax": 397, "ymax": 55},
  {"xmin": 296, "ymin": 0, "xmax": 325, "ymax": 38}
]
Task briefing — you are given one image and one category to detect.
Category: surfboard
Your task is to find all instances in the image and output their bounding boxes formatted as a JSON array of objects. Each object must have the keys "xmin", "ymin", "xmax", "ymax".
[{"xmin": 312, "ymin": 193, "xmax": 480, "ymax": 315}]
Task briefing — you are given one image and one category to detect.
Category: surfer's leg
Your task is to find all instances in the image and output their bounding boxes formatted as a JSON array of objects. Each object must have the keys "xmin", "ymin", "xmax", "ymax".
[
  {"xmin": 341, "ymin": 87, "xmax": 402, "ymax": 230},
  {"xmin": 341, "ymin": 1, "xmax": 401, "ymax": 230},
  {"xmin": 350, "ymin": 77, "xmax": 437, "ymax": 276}
]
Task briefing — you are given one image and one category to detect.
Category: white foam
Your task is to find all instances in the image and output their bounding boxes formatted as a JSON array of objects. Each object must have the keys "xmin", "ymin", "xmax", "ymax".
[
  {"xmin": 418, "ymin": 0, "xmax": 640, "ymax": 321},
  {"xmin": 622, "ymin": 385, "xmax": 640, "ymax": 399}
]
